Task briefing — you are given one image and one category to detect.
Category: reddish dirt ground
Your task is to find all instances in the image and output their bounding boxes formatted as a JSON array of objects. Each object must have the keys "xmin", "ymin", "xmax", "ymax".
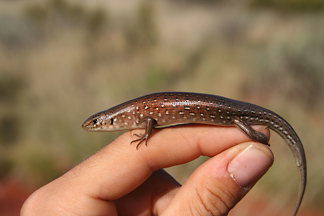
[
  {"xmin": 230, "ymin": 192, "xmax": 323, "ymax": 216},
  {"xmin": 0, "ymin": 178, "xmax": 32, "ymax": 216}
]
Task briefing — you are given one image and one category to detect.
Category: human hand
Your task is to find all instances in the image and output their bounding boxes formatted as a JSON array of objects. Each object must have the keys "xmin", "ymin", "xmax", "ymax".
[{"xmin": 21, "ymin": 125, "xmax": 273, "ymax": 216}]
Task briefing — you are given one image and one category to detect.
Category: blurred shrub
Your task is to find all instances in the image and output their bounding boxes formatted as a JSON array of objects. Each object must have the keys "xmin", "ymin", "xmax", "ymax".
[
  {"xmin": 0, "ymin": 157, "xmax": 13, "ymax": 179},
  {"xmin": 24, "ymin": 0, "xmax": 107, "ymax": 35},
  {"xmin": 0, "ymin": 14, "xmax": 38, "ymax": 50},
  {"xmin": 283, "ymin": 44, "xmax": 324, "ymax": 110},
  {"xmin": 241, "ymin": 28, "xmax": 324, "ymax": 111},
  {"xmin": 0, "ymin": 72, "xmax": 26, "ymax": 146},
  {"xmin": 250, "ymin": 0, "xmax": 324, "ymax": 12},
  {"xmin": 12, "ymin": 144, "xmax": 63, "ymax": 187},
  {"xmin": 0, "ymin": 115, "xmax": 21, "ymax": 146},
  {"xmin": 123, "ymin": 1, "xmax": 157, "ymax": 51},
  {"xmin": 0, "ymin": 72, "xmax": 25, "ymax": 104},
  {"xmin": 87, "ymin": 9, "xmax": 107, "ymax": 36}
]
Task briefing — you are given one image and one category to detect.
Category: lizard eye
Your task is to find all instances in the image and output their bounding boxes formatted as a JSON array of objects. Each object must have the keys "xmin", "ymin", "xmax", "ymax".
[
  {"xmin": 110, "ymin": 118, "xmax": 114, "ymax": 125},
  {"xmin": 92, "ymin": 118, "xmax": 98, "ymax": 125}
]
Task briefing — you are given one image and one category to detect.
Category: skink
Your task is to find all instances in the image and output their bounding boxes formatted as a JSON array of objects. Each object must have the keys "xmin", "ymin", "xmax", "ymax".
[{"xmin": 81, "ymin": 92, "xmax": 306, "ymax": 216}]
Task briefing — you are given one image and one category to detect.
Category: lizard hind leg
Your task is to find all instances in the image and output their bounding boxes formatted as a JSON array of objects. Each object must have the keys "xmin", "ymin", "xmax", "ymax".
[{"xmin": 233, "ymin": 118, "xmax": 269, "ymax": 146}]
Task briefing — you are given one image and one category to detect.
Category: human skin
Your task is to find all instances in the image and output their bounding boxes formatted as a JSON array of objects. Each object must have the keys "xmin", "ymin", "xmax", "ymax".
[{"xmin": 21, "ymin": 125, "xmax": 273, "ymax": 216}]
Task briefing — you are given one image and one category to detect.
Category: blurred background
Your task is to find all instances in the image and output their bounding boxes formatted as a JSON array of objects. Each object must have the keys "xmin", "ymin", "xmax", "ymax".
[{"xmin": 1, "ymin": 0, "xmax": 324, "ymax": 215}]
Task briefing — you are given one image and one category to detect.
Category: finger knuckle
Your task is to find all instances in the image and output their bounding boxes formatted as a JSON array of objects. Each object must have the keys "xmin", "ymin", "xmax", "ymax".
[{"xmin": 194, "ymin": 185, "xmax": 236, "ymax": 216}]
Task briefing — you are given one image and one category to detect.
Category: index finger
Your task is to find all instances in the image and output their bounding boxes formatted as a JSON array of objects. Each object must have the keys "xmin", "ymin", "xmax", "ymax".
[{"xmin": 68, "ymin": 125, "xmax": 270, "ymax": 200}]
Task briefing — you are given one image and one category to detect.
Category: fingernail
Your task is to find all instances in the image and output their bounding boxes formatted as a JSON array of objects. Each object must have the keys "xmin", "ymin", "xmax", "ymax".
[{"xmin": 228, "ymin": 145, "xmax": 273, "ymax": 189}]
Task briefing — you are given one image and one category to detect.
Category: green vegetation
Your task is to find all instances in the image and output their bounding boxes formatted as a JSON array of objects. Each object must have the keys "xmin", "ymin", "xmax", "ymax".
[{"xmin": 0, "ymin": 0, "xmax": 323, "ymax": 214}]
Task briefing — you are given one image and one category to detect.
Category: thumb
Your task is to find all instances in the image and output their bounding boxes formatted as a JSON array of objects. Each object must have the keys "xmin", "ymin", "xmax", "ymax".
[{"xmin": 162, "ymin": 142, "xmax": 274, "ymax": 216}]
